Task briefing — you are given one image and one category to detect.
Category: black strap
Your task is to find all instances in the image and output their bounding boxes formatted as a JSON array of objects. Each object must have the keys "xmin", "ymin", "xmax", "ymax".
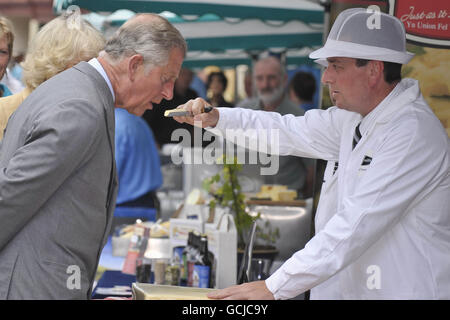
[{"xmin": 352, "ymin": 122, "xmax": 362, "ymax": 150}]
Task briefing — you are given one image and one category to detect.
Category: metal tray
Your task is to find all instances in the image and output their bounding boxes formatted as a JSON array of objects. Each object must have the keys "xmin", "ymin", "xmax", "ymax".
[{"xmin": 132, "ymin": 283, "xmax": 215, "ymax": 300}]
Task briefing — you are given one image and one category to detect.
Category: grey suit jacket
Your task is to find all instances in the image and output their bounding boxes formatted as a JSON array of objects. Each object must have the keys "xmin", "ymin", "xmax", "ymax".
[{"xmin": 0, "ymin": 62, "xmax": 118, "ymax": 299}]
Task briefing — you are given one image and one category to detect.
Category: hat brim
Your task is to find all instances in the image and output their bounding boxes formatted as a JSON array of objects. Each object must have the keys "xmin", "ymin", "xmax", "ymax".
[
  {"xmin": 313, "ymin": 58, "xmax": 328, "ymax": 67},
  {"xmin": 309, "ymin": 40, "xmax": 414, "ymax": 65}
]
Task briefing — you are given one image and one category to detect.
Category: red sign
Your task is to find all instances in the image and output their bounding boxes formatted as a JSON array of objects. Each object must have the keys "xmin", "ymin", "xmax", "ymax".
[{"xmin": 389, "ymin": 0, "xmax": 450, "ymax": 47}]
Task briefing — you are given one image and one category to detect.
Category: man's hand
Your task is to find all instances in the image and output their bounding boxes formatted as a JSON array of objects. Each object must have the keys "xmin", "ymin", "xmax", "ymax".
[
  {"xmin": 173, "ymin": 97, "xmax": 219, "ymax": 128},
  {"xmin": 207, "ymin": 281, "xmax": 275, "ymax": 300}
]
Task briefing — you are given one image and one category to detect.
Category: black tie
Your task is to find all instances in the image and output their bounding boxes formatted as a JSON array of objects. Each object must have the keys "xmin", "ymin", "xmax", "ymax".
[
  {"xmin": 332, "ymin": 161, "xmax": 339, "ymax": 175},
  {"xmin": 352, "ymin": 123, "xmax": 362, "ymax": 150}
]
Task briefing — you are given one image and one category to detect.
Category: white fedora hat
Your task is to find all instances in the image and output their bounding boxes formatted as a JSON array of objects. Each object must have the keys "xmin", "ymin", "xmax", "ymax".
[{"xmin": 310, "ymin": 8, "xmax": 414, "ymax": 66}]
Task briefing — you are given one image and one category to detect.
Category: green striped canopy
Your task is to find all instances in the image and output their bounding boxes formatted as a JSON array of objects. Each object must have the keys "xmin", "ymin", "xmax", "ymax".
[
  {"xmin": 53, "ymin": 0, "xmax": 324, "ymax": 23},
  {"xmin": 53, "ymin": 0, "xmax": 324, "ymax": 68}
]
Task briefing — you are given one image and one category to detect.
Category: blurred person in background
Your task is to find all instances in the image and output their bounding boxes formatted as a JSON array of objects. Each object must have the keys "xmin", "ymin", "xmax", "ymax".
[
  {"xmin": 236, "ymin": 56, "xmax": 292, "ymax": 111},
  {"xmin": 190, "ymin": 68, "xmax": 207, "ymax": 99},
  {"xmin": 236, "ymin": 68, "xmax": 254, "ymax": 106},
  {"xmin": 244, "ymin": 68, "xmax": 254, "ymax": 99},
  {"xmin": 206, "ymin": 70, "xmax": 233, "ymax": 107},
  {"xmin": 112, "ymin": 107, "xmax": 163, "ymax": 230},
  {"xmin": 0, "ymin": 13, "xmax": 105, "ymax": 140},
  {"xmin": 288, "ymin": 71, "xmax": 317, "ymax": 112},
  {"xmin": 1, "ymin": 68, "xmax": 24, "ymax": 95},
  {"xmin": 1, "ymin": 53, "xmax": 25, "ymax": 94},
  {"xmin": 237, "ymin": 55, "xmax": 314, "ymax": 198},
  {"xmin": 10, "ymin": 53, "xmax": 24, "ymax": 84},
  {"xmin": 0, "ymin": 16, "xmax": 14, "ymax": 98}
]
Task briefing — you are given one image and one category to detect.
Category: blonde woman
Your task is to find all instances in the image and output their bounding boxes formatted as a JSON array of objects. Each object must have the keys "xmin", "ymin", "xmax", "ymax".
[
  {"xmin": 0, "ymin": 16, "xmax": 14, "ymax": 98},
  {"xmin": 0, "ymin": 11, "xmax": 105, "ymax": 139}
]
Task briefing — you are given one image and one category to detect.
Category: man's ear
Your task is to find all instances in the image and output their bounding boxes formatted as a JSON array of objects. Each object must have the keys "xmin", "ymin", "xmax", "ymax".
[
  {"xmin": 128, "ymin": 54, "xmax": 144, "ymax": 81},
  {"xmin": 368, "ymin": 60, "xmax": 384, "ymax": 87}
]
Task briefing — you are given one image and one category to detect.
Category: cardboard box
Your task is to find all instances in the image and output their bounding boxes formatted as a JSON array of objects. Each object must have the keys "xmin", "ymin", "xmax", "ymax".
[{"xmin": 169, "ymin": 218, "xmax": 204, "ymax": 248}]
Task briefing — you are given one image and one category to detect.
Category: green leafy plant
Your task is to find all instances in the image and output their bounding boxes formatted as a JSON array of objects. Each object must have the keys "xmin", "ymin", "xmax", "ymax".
[
  {"xmin": 203, "ymin": 155, "xmax": 279, "ymax": 249},
  {"xmin": 255, "ymin": 221, "xmax": 280, "ymax": 248}
]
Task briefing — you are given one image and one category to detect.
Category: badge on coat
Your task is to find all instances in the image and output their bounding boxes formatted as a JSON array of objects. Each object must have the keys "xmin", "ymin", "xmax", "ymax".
[{"xmin": 358, "ymin": 152, "xmax": 373, "ymax": 177}]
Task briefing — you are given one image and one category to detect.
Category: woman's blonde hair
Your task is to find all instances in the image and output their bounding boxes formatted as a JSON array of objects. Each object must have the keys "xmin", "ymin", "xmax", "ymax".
[
  {"xmin": 0, "ymin": 16, "xmax": 14, "ymax": 61},
  {"xmin": 22, "ymin": 11, "xmax": 105, "ymax": 90}
]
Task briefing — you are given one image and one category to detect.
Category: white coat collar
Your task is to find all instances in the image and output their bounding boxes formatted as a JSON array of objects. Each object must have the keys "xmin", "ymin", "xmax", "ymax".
[{"xmin": 359, "ymin": 78, "xmax": 421, "ymax": 135}]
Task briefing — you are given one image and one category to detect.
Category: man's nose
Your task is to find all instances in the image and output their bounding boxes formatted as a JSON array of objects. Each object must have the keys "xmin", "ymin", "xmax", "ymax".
[
  {"xmin": 321, "ymin": 67, "xmax": 332, "ymax": 85},
  {"xmin": 259, "ymin": 78, "xmax": 271, "ymax": 91}
]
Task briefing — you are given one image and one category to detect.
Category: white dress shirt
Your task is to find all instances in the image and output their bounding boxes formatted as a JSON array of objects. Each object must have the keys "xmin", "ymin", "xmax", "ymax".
[{"xmin": 88, "ymin": 58, "xmax": 115, "ymax": 102}]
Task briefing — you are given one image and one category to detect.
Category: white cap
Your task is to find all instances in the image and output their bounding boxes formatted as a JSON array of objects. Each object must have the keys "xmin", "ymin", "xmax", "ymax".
[{"xmin": 310, "ymin": 8, "xmax": 414, "ymax": 66}]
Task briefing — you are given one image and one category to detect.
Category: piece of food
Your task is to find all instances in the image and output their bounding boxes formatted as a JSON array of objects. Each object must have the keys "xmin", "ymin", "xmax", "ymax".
[
  {"xmin": 260, "ymin": 184, "xmax": 288, "ymax": 193},
  {"xmin": 164, "ymin": 109, "xmax": 190, "ymax": 117},
  {"xmin": 257, "ymin": 184, "xmax": 293, "ymax": 201},
  {"xmin": 151, "ymin": 221, "xmax": 170, "ymax": 238},
  {"xmin": 185, "ymin": 188, "xmax": 205, "ymax": 205},
  {"xmin": 278, "ymin": 190, "xmax": 298, "ymax": 201}
]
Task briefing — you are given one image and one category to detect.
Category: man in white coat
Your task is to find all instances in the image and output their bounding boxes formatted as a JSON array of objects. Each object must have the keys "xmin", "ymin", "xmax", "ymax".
[{"xmin": 174, "ymin": 8, "xmax": 450, "ymax": 299}]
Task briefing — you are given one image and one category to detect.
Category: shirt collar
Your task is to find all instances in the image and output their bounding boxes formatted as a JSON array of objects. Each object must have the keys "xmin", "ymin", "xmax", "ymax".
[{"xmin": 88, "ymin": 58, "xmax": 115, "ymax": 102}]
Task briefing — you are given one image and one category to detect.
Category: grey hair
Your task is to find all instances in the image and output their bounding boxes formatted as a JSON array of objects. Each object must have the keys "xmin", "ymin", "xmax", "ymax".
[
  {"xmin": 103, "ymin": 13, "xmax": 186, "ymax": 72},
  {"xmin": 254, "ymin": 55, "xmax": 287, "ymax": 78}
]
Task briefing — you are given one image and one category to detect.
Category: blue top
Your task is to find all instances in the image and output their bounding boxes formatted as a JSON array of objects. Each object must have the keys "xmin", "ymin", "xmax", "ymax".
[
  {"xmin": 190, "ymin": 75, "xmax": 206, "ymax": 99},
  {"xmin": 11, "ymin": 65, "xmax": 23, "ymax": 84},
  {"xmin": 0, "ymin": 83, "xmax": 12, "ymax": 97},
  {"xmin": 114, "ymin": 108, "xmax": 162, "ymax": 204},
  {"xmin": 299, "ymin": 102, "xmax": 316, "ymax": 112}
]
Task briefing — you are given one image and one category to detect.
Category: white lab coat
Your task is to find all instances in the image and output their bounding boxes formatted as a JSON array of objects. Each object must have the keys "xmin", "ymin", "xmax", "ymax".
[
  {"xmin": 309, "ymin": 160, "xmax": 341, "ymax": 299},
  {"xmin": 212, "ymin": 79, "xmax": 450, "ymax": 299}
]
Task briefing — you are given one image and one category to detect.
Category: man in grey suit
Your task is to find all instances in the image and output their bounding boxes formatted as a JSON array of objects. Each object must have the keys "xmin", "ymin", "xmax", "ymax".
[{"xmin": 0, "ymin": 13, "xmax": 186, "ymax": 299}]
